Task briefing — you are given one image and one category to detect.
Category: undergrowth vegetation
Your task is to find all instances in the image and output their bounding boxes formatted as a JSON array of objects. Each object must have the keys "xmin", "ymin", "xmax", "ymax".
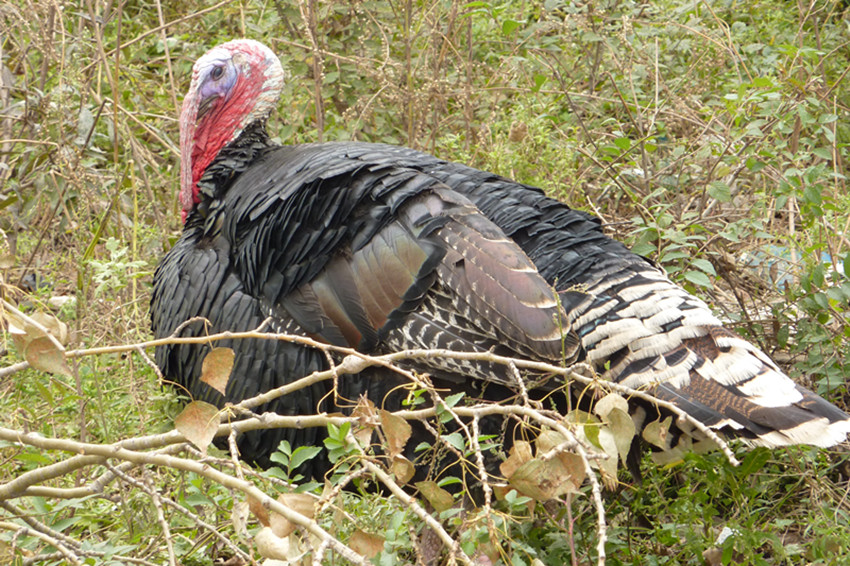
[{"xmin": 1, "ymin": 0, "xmax": 850, "ymax": 564}]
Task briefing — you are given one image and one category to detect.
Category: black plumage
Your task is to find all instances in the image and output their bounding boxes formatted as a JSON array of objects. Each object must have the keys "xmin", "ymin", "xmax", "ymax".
[
  {"xmin": 153, "ymin": 124, "xmax": 579, "ymax": 475},
  {"xmin": 152, "ymin": 39, "xmax": 850, "ymax": 481}
]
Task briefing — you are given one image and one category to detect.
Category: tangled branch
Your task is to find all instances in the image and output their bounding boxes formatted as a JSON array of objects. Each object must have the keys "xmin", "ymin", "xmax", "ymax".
[{"xmin": 0, "ymin": 311, "xmax": 740, "ymax": 565}]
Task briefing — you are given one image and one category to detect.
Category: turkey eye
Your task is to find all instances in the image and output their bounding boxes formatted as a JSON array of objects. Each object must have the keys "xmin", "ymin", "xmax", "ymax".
[{"xmin": 211, "ymin": 65, "xmax": 225, "ymax": 80}]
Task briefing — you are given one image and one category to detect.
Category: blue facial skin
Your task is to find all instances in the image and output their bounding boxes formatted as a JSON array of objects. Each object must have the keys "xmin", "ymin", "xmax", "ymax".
[{"xmin": 197, "ymin": 59, "xmax": 238, "ymax": 118}]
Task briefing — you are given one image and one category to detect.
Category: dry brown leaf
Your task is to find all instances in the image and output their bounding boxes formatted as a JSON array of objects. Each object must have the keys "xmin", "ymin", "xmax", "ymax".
[
  {"xmin": 492, "ymin": 483, "xmax": 513, "ymax": 501},
  {"xmin": 231, "ymin": 500, "xmax": 250, "ymax": 539},
  {"xmin": 349, "ymin": 529, "xmax": 385, "ymax": 559},
  {"xmin": 7, "ymin": 320, "xmax": 30, "ymax": 353},
  {"xmin": 506, "ymin": 459, "xmax": 553, "ymax": 501},
  {"xmin": 536, "ymin": 431, "xmax": 586, "ymax": 494},
  {"xmin": 24, "ymin": 336, "xmax": 71, "ymax": 377},
  {"xmin": 248, "ymin": 495, "xmax": 270, "ymax": 527},
  {"xmin": 593, "ymin": 393, "xmax": 635, "ymax": 462},
  {"xmin": 702, "ymin": 547, "xmax": 722, "ymax": 566},
  {"xmin": 606, "ymin": 406, "xmax": 636, "ymax": 463},
  {"xmin": 535, "ymin": 430, "xmax": 565, "ymax": 454},
  {"xmin": 254, "ymin": 526, "xmax": 290, "ymax": 560},
  {"xmin": 270, "ymin": 493, "xmax": 315, "ymax": 538},
  {"xmin": 499, "ymin": 440, "xmax": 533, "ymax": 479},
  {"xmin": 5, "ymin": 308, "xmax": 37, "ymax": 352},
  {"xmin": 594, "ymin": 427, "xmax": 620, "ymax": 490},
  {"xmin": 269, "ymin": 514, "xmax": 295, "ymax": 539},
  {"xmin": 642, "ymin": 416, "xmax": 672, "ymax": 450},
  {"xmin": 30, "ymin": 312, "xmax": 69, "ymax": 345},
  {"xmin": 415, "ymin": 481, "xmax": 454, "ymax": 512},
  {"xmin": 174, "ymin": 401, "xmax": 220, "ymax": 454},
  {"xmin": 553, "ymin": 452, "xmax": 586, "ymax": 495},
  {"xmin": 390, "ymin": 455, "xmax": 415, "ymax": 484},
  {"xmin": 0, "ymin": 228, "xmax": 13, "ymax": 269},
  {"xmin": 593, "ymin": 392, "xmax": 629, "ymax": 419},
  {"xmin": 352, "ymin": 397, "xmax": 378, "ymax": 448},
  {"xmin": 379, "ymin": 409, "xmax": 411, "ymax": 458},
  {"xmin": 280, "ymin": 493, "xmax": 315, "ymax": 518},
  {"xmin": 200, "ymin": 347, "xmax": 234, "ymax": 396},
  {"xmin": 5, "ymin": 308, "xmax": 70, "ymax": 358},
  {"xmin": 508, "ymin": 454, "xmax": 587, "ymax": 501}
]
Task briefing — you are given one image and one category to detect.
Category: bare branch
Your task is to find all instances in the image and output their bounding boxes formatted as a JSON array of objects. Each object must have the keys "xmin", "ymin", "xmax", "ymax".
[{"xmin": 0, "ymin": 428, "xmax": 367, "ymax": 564}]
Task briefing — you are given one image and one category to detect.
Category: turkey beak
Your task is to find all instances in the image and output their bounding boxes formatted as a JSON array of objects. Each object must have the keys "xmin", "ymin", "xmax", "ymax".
[{"xmin": 197, "ymin": 94, "xmax": 217, "ymax": 122}]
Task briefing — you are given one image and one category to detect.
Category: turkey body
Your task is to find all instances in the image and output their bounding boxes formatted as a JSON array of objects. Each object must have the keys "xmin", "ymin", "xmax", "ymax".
[
  {"xmin": 152, "ymin": 39, "xmax": 850, "ymax": 482},
  {"xmin": 153, "ymin": 128, "xmax": 580, "ymax": 475},
  {"xmin": 152, "ymin": 131, "xmax": 850, "ymax": 472}
]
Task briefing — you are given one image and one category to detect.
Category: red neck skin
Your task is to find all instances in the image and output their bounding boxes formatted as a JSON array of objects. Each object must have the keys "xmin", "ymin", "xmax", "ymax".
[{"xmin": 180, "ymin": 72, "xmax": 264, "ymax": 223}]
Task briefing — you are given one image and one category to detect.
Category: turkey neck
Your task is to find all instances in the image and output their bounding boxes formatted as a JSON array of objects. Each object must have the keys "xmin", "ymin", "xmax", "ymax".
[{"xmin": 191, "ymin": 121, "xmax": 277, "ymax": 221}]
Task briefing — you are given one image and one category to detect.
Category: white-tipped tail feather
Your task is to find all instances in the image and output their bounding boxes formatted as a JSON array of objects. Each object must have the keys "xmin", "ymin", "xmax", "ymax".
[{"xmin": 569, "ymin": 260, "xmax": 850, "ymax": 456}]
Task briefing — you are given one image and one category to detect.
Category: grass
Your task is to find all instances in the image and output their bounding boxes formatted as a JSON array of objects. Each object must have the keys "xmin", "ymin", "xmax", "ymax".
[{"xmin": 1, "ymin": 0, "xmax": 850, "ymax": 564}]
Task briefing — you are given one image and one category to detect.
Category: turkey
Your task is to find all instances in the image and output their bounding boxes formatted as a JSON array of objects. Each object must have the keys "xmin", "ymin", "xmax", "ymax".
[{"xmin": 151, "ymin": 39, "xmax": 850, "ymax": 481}]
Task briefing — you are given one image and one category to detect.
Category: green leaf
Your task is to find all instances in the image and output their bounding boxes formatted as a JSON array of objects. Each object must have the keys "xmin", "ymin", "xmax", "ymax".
[
  {"xmin": 827, "ymin": 286, "xmax": 846, "ymax": 302},
  {"xmin": 746, "ymin": 157, "xmax": 765, "ymax": 172},
  {"xmin": 812, "ymin": 263, "xmax": 825, "ymax": 287},
  {"xmin": 294, "ymin": 481, "xmax": 321, "ymax": 493},
  {"xmin": 777, "ymin": 325, "xmax": 789, "ymax": 348},
  {"xmin": 823, "ymin": 125, "xmax": 836, "ymax": 143},
  {"xmin": 442, "ymin": 432, "xmax": 465, "ymax": 452},
  {"xmin": 803, "ymin": 185, "xmax": 822, "ymax": 205},
  {"xmin": 289, "ymin": 445, "xmax": 323, "ymax": 470},
  {"xmin": 691, "ymin": 258, "xmax": 717, "ymax": 276},
  {"xmin": 737, "ymin": 447, "xmax": 770, "ymax": 477},
  {"xmin": 16, "ymin": 452, "xmax": 52, "ymax": 466},
  {"xmin": 708, "ymin": 181, "xmax": 732, "ymax": 202},
  {"xmin": 660, "ymin": 250, "xmax": 690, "ymax": 263},
  {"xmin": 276, "ymin": 440, "xmax": 292, "ymax": 457},
  {"xmin": 613, "ymin": 136, "xmax": 631, "ymax": 150},
  {"xmin": 183, "ymin": 492, "xmax": 212, "ymax": 506},
  {"xmin": 501, "ymin": 19, "xmax": 520, "ymax": 35},
  {"xmin": 269, "ymin": 452, "xmax": 289, "ymax": 466},
  {"xmin": 0, "ymin": 193, "xmax": 18, "ymax": 211},
  {"xmin": 50, "ymin": 515, "xmax": 82, "ymax": 533},
  {"xmin": 813, "ymin": 146, "xmax": 833, "ymax": 160},
  {"xmin": 632, "ymin": 243, "xmax": 657, "ymax": 257},
  {"xmin": 683, "ymin": 270, "xmax": 712, "ymax": 287},
  {"xmin": 444, "ymin": 392, "xmax": 465, "ymax": 408},
  {"xmin": 583, "ymin": 422, "xmax": 601, "ymax": 449},
  {"xmin": 532, "ymin": 73, "xmax": 547, "ymax": 92},
  {"xmin": 265, "ymin": 468, "xmax": 290, "ymax": 481}
]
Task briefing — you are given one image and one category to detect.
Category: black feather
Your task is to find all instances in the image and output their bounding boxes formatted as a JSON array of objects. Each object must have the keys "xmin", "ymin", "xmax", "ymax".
[{"xmin": 153, "ymin": 125, "xmax": 850, "ymax": 477}]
